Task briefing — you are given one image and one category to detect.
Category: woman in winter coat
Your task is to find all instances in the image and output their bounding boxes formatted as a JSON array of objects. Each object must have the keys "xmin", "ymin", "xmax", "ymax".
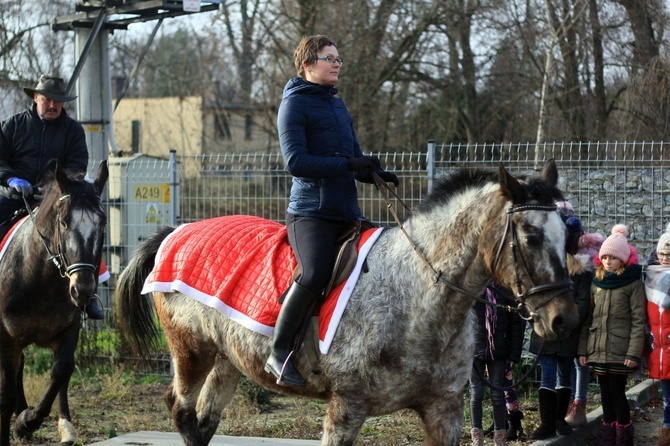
[
  {"xmin": 644, "ymin": 222, "xmax": 670, "ymax": 446},
  {"xmin": 578, "ymin": 224, "xmax": 646, "ymax": 446},
  {"xmin": 268, "ymin": 35, "xmax": 398, "ymax": 387},
  {"xmin": 529, "ymin": 216, "xmax": 594, "ymax": 439},
  {"xmin": 469, "ymin": 283, "xmax": 526, "ymax": 446}
]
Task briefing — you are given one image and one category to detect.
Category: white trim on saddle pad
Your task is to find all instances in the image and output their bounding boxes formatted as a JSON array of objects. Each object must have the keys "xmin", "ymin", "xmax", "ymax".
[{"xmin": 142, "ymin": 223, "xmax": 385, "ymax": 355}]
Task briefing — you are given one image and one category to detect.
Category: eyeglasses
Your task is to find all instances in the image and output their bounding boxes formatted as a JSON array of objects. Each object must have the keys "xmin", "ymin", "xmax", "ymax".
[
  {"xmin": 316, "ymin": 55, "xmax": 343, "ymax": 66},
  {"xmin": 659, "ymin": 252, "xmax": 670, "ymax": 258}
]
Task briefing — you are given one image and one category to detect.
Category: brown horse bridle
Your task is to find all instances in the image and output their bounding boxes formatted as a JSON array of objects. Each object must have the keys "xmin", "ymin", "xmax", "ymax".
[
  {"xmin": 22, "ymin": 194, "xmax": 99, "ymax": 279},
  {"xmin": 371, "ymin": 171, "xmax": 572, "ymax": 318}
]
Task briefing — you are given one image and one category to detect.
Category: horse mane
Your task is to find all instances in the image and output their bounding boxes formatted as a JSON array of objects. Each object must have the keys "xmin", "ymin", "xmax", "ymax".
[
  {"xmin": 34, "ymin": 169, "xmax": 100, "ymax": 228},
  {"xmin": 417, "ymin": 167, "xmax": 563, "ymax": 215}
]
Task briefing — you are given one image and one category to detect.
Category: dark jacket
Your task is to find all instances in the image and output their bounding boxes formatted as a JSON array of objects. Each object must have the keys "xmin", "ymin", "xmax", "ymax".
[
  {"xmin": 277, "ymin": 77, "xmax": 363, "ymax": 221},
  {"xmin": 472, "ymin": 284, "xmax": 527, "ymax": 362},
  {"xmin": 530, "ymin": 253, "xmax": 593, "ymax": 356},
  {"xmin": 0, "ymin": 104, "xmax": 88, "ymax": 197}
]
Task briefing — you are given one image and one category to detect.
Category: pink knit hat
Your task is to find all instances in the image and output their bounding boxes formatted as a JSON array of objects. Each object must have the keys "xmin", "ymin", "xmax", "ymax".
[{"xmin": 598, "ymin": 224, "xmax": 631, "ymax": 263}]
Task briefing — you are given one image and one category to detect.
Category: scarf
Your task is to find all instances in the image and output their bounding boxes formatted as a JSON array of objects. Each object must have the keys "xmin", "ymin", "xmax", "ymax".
[
  {"xmin": 485, "ymin": 283, "xmax": 497, "ymax": 359},
  {"xmin": 645, "ymin": 265, "xmax": 670, "ymax": 310},
  {"xmin": 592, "ymin": 264, "xmax": 642, "ymax": 289}
]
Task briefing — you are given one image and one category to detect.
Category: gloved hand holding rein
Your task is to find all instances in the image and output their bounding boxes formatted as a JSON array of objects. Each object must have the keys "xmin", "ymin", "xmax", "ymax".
[
  {"xmin": 346, "ymin": 155, "xmax": 381, "ymax": 172},
  {"xmin": 7, "ymin": 177, "xmax": 33, "ymax": 197},
  {"xmin": 355, "ymin": 168, "xmax": 400, "ymax": 187}
]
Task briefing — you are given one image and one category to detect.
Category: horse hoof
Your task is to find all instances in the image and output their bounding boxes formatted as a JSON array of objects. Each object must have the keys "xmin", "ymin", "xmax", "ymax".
[
  {"xmin": 58, "ymin": 418, "xmax": 77, "ymax": 444},
  {"xmin": 14, "ymin": 407, "xmax": 37, "ymax": 438}
]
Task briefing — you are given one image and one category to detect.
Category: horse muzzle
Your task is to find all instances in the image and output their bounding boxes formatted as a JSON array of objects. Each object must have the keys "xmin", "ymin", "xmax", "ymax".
[
  {"xmin": 66, "ymin": 263, "xmax": 98, "ymax": 308},
  {"xmin": 523, "ymin": 282, "xmax": 579, "ymax": 341}
]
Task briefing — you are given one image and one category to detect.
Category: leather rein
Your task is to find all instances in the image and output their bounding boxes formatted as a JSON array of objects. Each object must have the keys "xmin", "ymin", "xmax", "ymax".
[{"xmin": 370, "ymin": 171, "xmax": 572, "ymax": 318}]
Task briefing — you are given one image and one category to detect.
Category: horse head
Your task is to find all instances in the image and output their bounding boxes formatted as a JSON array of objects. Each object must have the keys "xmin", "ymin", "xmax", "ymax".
[
  {"xmin": 488, "ymin": 159, "xmax": 578, "ymax": 341},
  {"xmin": 35, "ymin": 160, "xmax": 108, "ymax": 309}
]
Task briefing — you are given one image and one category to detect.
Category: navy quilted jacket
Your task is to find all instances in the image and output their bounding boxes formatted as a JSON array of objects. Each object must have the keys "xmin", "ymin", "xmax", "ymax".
[{"xmin": 277, "ymin": 77, "xmax": 363, "ymax": 221}]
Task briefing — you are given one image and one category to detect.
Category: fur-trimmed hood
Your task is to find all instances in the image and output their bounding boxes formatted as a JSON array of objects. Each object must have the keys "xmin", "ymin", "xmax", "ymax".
[{"xmin": 568, "ymin": 252, "xmax": 595, "ymax": 277}]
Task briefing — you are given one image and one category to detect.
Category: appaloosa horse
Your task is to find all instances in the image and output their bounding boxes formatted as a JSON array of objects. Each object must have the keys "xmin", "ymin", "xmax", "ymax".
[
  {"xmin": 0, "ymin": 161, "xmax": 108, "ymax": 446},
  {"xmin": 115, "ymin": 160, "xmax": 577, "ymax": 446}
]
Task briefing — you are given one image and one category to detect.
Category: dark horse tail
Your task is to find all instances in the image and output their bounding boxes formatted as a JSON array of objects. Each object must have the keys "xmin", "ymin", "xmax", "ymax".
[{"xmin": 114, "ymin": 226, "xmax": 176, "ymax": 358}]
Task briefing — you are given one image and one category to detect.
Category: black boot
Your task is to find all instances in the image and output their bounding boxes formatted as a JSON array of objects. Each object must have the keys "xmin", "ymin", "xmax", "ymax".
[
  {"xmin": 85, "ymin": 295, "xmax": 104, "ymax": 320},
  {"xmin": 555, "ymin": 387, "xmax": 573, "ymax": 435},
  {"xmin": 530, "ymin": 388, "xmax": 557, "ymax": 440},
  {"xmin": 264, "ymin": 282, "xmax": 316, "ymax": 387},
  {"xmin": 506, "ymin": 410, "xmax": 524, "ymax": 440}
]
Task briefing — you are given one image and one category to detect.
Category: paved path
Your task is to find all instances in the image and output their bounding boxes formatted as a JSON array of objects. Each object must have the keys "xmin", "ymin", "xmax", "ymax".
[
  {"xmin": 87, "ymin": 431, "xmax": 320, "ymax": 445},
  {"xmin": 88, "ymin": 379, "xmax": 660, "ymax": 446}
]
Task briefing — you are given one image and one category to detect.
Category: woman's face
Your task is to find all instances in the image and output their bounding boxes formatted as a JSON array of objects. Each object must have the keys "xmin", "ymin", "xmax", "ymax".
[
  {"xmin": 658, "ymin": 251, "xmax": 670, "ymax": 266},
  {"xmin": 601, "ymin": 254, "xmax": 624, "ymax": 271},
  {"xmin": 304, "ymin": 45, "xmax": 342, "ymax": 86}
]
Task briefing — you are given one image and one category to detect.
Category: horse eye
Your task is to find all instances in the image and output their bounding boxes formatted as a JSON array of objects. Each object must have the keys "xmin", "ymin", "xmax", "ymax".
[{"xmin": 524, "ymin": 235, "xmax": 541, "ymax": 246}]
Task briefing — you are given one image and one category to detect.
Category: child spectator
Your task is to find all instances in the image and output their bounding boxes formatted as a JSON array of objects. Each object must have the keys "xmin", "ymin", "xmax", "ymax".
[
  {"xmin": 644, "ymin": 222, "xmax": 670, "ymax": 446},
  {"xmin": 578, "ymin": 224, "xmax": 646, "ymax": 446}
]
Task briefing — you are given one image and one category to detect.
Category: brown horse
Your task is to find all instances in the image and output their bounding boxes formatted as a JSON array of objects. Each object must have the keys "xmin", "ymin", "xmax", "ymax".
[
  {"xmin": 115, "ymin": 160, "xmax": 577, "ymax": 446},
  {"xmin": 0, "ymin": 161, "xmax": 108, "ymax": 446}
]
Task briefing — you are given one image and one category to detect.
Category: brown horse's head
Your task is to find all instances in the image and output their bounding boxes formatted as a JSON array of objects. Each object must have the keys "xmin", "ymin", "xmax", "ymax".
[
  {"xmin": 486, "ymin": 160, "xmax": 579, "ymax": 341},
  {"xmin": 36, "ymin": 160, "xmax": 108, "ymax": 309}
]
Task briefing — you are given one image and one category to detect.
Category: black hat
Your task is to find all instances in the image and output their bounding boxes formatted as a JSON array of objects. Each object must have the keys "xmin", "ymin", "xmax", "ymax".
[{"xmin": 23, "ymin": 75, "xmax": 77, "ymax": 102}]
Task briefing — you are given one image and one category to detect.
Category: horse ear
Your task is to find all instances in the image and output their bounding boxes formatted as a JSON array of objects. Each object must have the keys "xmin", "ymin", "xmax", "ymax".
[
  {"xmin": 540, "ymin": 158, "xmax": 559, "ymax": 187},
  {"xmin": 54, "ymin": 161, "xmax": 69, "ymax": 188},
  {"xmin": 94, "ymin": 160, "xmax": 109, "ymax": 194},
  {"xmin": 498, "ymin": 163, "xmax": 525, "ymax": 204}
]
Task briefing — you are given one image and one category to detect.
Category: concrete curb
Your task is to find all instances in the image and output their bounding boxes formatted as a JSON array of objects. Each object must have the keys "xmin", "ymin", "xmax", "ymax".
[{"xmin": 528, "ymin": 379, "xmax": 658, "ymax": 446}]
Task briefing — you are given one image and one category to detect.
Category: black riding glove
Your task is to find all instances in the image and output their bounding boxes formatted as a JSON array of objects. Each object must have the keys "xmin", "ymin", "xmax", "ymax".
[
  {"xmin": 355, "ymin": 169, "xmax": 400, "ymax": 187},
  {"xmin": 377, "ymin": 170, "xmax": 400, "ymax": 187},
  {"xmin": 347, "ymin": 156, "xmax": 382, "ymax": 172}
]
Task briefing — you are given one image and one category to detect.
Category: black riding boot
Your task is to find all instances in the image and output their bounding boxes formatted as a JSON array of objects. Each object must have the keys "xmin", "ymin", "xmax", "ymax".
[
  {"xmin": 530, "ymin": 388, "xmax": 557, "ymax": 440},
  {"xmin": 85, "ymin": 295, "xmax": 104, "ymax": 320},
  {"xmin": 555, "ymin": 387, "xmax": 573, "ymax": 435},
  {"xmin": 264, "ymin": 282, "xmax": 316, "ymax": 387}
]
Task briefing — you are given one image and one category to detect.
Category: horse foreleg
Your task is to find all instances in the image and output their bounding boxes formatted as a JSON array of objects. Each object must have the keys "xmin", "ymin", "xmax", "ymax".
[
  {"xmin": 14, "ymin": 353, "xmax": 28, "ymax": 416},
  {"xmin": 321, "ymin": 395, "xmax": 366, "ymax": 446},
  {"xmin": 168, "ymin": 343, "xmax": 217, "ymax": 446},
  {"xmin": 56, "ymin": 383, "xmax": 76, "ymax": 444},
  {"xmin": 416, "ymin": 392, "xmax": 464, "ymax": 446},
  {"xmin": 15, "ymin": 332, "xmax": 77, "ymax": 440},
  {"xmin": 0, "ymin": 346, "xmax": 21, "ymax": 446},
  {"xmin": 196, "ymin": 357, "xmax": 241, "ymax": 444}
]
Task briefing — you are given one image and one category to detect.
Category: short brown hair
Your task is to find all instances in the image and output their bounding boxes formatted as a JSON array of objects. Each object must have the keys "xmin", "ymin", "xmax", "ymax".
[{"xmin": 293, "ymin": 35, "xmax": 337, "ymax": 78}]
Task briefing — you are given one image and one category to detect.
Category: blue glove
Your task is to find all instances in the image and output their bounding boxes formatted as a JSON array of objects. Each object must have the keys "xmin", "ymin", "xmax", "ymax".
[{"xmin": 8, "ymin": 177, "xmax": 33, "ymax": 197}]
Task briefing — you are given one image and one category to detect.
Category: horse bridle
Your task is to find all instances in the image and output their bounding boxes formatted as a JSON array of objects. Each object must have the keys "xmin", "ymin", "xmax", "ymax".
[
  {"xmin": 371, "ymin": 171, "xmax": 572, "ymax": 319},
  {"xmin": 23, "ymin": 195, "xmax": 99, "ymax": 278}
]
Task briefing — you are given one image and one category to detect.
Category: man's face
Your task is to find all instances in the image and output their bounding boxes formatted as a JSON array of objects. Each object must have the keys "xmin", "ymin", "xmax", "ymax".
[{"xmin": 34, "ymin": 93, "xmax": 64, "ymax": 120}]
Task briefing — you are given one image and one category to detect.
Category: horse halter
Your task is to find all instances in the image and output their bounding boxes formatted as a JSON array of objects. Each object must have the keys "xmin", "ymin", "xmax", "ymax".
[
  {"xmin": 490, "ymin": 204, "xmax": 573, "ymax": 320},
  {"xmin": 370, "ymin": 172, "xmax": 572, "ymax": 320},
  {"xmin": 23, "ymin": 195, "xmax": 98, "ymax": 278}
]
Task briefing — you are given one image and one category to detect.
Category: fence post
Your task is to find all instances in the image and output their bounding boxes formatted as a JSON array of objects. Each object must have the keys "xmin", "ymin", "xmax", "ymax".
[
  {"xmin": 427, "ymin": 139, "xmax": 436, "ymax": 193},
  {"xmin": 169, "ymin": 149, "xmax": 178, "ymax": 227}
]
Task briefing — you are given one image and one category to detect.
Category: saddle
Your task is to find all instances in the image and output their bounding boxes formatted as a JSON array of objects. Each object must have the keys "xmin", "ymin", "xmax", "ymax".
[{"xmin": 281, "ymin": 217, "xmax": 377, "ymax": 305}]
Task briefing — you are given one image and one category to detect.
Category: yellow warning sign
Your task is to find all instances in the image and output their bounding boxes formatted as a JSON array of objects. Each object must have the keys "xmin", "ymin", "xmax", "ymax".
[
  {"xmin": 146, "ymin": 203, "xmax": 159, "ymax": 223},
  {"xmin": 134, "ymin": 184, "xmax": 170, "ymax": 203}
]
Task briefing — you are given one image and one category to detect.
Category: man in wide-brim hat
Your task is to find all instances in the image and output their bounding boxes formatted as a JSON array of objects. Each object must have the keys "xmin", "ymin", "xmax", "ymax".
[{"xmin": 0, "ymin": 74, "xmax": 103, "ymax": 319}]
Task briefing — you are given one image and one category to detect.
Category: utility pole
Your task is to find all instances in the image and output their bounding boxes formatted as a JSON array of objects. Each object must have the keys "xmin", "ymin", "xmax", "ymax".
[{"xmin": 52, "ymin": 0, "xmax": 221, "ymax": 173}]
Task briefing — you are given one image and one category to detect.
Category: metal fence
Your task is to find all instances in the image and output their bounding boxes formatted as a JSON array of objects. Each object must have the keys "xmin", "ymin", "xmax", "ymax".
[{"xmin": 87, "ymin": 140, "xmax": 669, "ymax": 370}]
